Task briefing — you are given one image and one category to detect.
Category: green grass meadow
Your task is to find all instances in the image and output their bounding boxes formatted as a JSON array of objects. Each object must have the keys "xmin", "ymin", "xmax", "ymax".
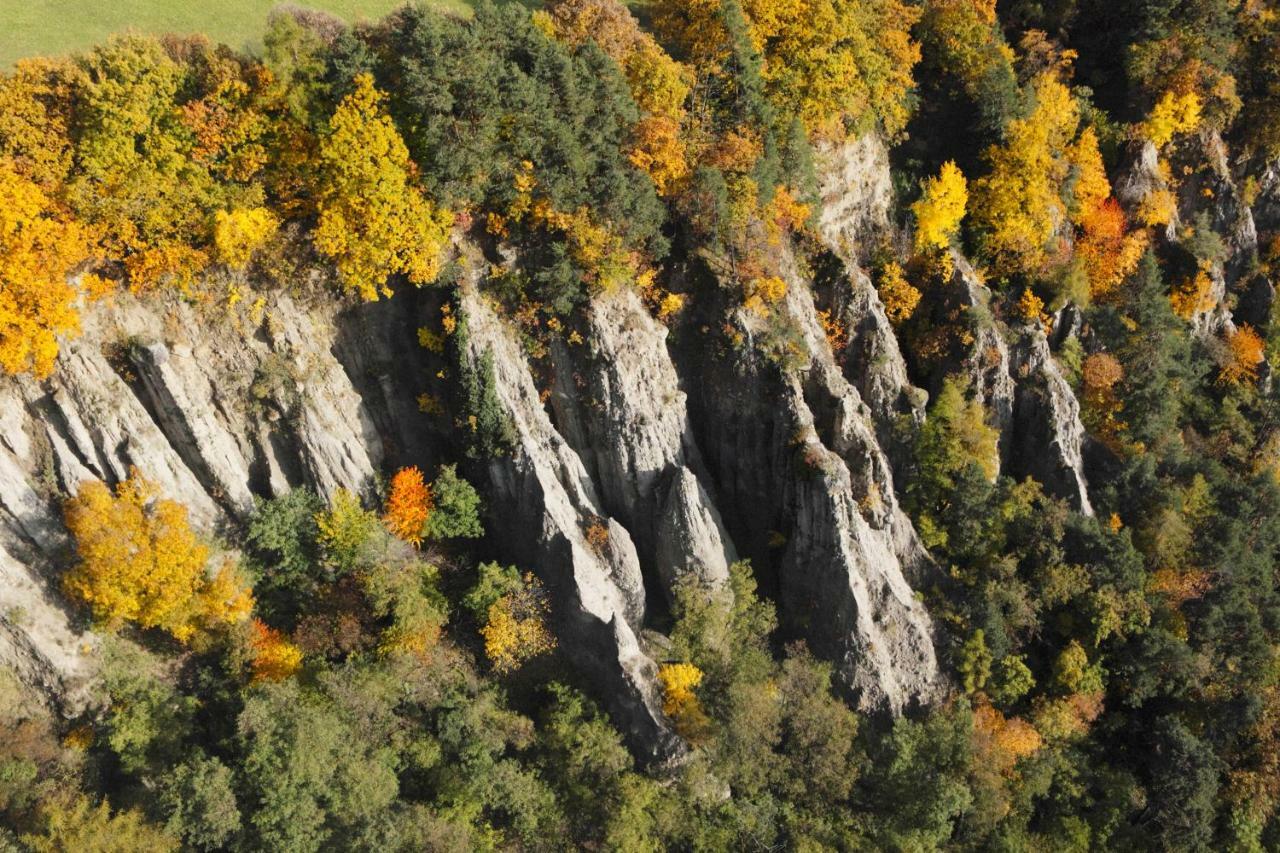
[{"xmin": 0, "ymin": 0, "xmax": 472, "ymax": 67}]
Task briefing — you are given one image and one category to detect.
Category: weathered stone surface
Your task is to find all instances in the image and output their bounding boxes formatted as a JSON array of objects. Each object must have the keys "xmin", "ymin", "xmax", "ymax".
[
  {"xmin": 551, "ymin": 287, "xmax": 736, "ymax": 604},
  {"xmin": 1010, "ymin": 330, "xmax": 1094, "ymax": 515},
  {"xmin": 458, "ymin": 284, "xmax": 683, "ymax": 763},
  {"xmin": 131, "ymin": 342, "xmax": 256, "ymax": 516},
  {"xmin": 654, "ymin": 466, "xmax": 736, "ymax": 595},
  {"xmin": 680, "ymin": 242, "xmax": 941, "ymax": 714},
  {"xmin": 815, "ymin": 134, "xmax": 893, "ymax": 259},
  {"xmin": 0, "ymin": 290, "xmax": 392, "ymax": 714},
  {"xmin": 1116, "ymin": 140, "xmax": 1179, "ymax": 241},
  {"xmin": 947, "ymin": 252, "xmax": 1016, "ymax": 447}
]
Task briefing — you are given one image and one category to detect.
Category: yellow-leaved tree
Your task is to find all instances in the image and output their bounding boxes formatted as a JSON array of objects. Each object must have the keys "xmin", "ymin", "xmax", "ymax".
[
  {"xmin": 1145, "ymin": 90, "xmax": 1202, "ymax": 149},
  {"xmin": 744, "ymin": 0, "xmax": 921, "ymax": 135},
  {"xmin": 652, "ymin": 0, "xmax": 920, "ymax": 136},
  {"xmin": 912, "ymin": 160, "xmax": 968, "ymax": 255},
  {"xmin": 0, "ymin": 57, "xmax": 78, "ymax": 191},
  {"xmin": 971, "ymin": 74, "xmax": 1080, "ymax": 277},
  {"xmin": 313, "ymin": 74, "xmax": 452, "ymax": 301},
  {"xmin": 63, "ymin": 473, "xmax": 253, "ymax": 642},
  {"xmin": 544, "ymin": 0, "xmax": 693, "ymax": 194},
  {"xmin": 0, "ymin": 160, "xmax": 87, "ymax": 378},
  {"xmin": 481, "ymin": 572, "xmax": 557, "ymax": 674},
  {"xmin": 657, "ymin": 661, "xmax": 711, "ymax": 741}
]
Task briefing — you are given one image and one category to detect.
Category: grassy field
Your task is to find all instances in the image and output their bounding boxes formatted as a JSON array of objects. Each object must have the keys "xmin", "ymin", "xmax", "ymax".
[{"xmin": 0, "ymin": 0, "xmax": 473, "ymax": 67}]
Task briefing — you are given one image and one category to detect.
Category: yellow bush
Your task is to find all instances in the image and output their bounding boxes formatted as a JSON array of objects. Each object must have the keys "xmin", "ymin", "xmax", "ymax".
[
  {"xmin": 658, "ymin": 662, "xmax": 711, "ymax": 740},
  {"xmin": 1219, "ymin": 324, "xmax": 1266, "ymax": 386},
  {"xmin": 1145, "ymin": 90, "xmax": 1202, "ymax": 149},
  {"xmin": 0, "ymin": 160, "xmax": 85, "ymax": 378},
  {"xmin": 481, "ymin": 573, "xmax": 556, "ymax": 674},
  {"xmin": 876, "ymin": 262, "xmax": 922, "ymax": 325},
  {"xmin": 214, "ymin": 206, "xmax": 278, "ymax": 269},
  {"xmin": 1170, "ymin": 269, "xmax": 1216, "ymax": 319}
]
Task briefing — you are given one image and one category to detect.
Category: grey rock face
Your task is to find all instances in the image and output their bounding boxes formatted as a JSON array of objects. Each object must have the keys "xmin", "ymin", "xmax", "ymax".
[
  {"xmin": 812, "ymin": 134, "xmax": 927, "ymax": 464},
  {"xmin": 1010, "ymin": 331, "xmax": 1094, "ymax": 515},
  {"xmin": 815, "ymin": 134, "xmax": 893, "ymax": 260},
  {"xmin": 835, "ymin": 265, "xmax": 928, "ymax": 433},
  {"xmin": 551, "ymin": 287, "xmax": 735, "ymax": 603},
  {"xmin": 937, "ymin": 253, "xmax": 1093, "ymax": 514},
  {"xmin": 131, "ymin": 342, "xmax": 257, "ymax": 516},
  {"xmin": 680, "ymin": 242, "xmax": 940, "ymax": 714},
  {"xmin": 456, "ymin": 284, "xmax": 683, "ymax": 763},
  {"xmin": 654, "ymin": 467, "xmax": 736, "ymax": 594},
  {"xmin": 947, "ymin": 253, "xmax": 1017, "ymax": 447},
  {"xmin": 1116, "ymin": 140, "xmax": 1180, "ymax": 241},
  {"xmin": 0, "ymin": 290, "xmax": 391, "ymax": 715}
]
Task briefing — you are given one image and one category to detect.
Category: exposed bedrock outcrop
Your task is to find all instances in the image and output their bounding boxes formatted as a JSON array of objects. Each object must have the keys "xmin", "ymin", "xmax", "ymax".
[
  {"xmin": 456, "ymin": 283, "xmax": 684, "ymax": 764},
  {"xmin": 939, "ymin": 254, "xmax": 1093, "ymax": 513},
  {"xmin": 815, "ymin": 134, "xmax": 893, "ymax": 261},
  {"xmin": 548, "ymin": 287, "xmax": 736, "ymax": 602},
  {"xmin": 1116, "ymin": 140, "xmax": 1180, "ymax": 241},
  {"xmin": 676, "ymin": 241, "xmax": 940, "ymax": 713},
  {"xmin": 946, "ymin": 253, "xmax": 1017, "ymax": 446},
  {"xmin": 1009, "ymin": 331, "xmax": 1094, "ymax": 515},
  {"xmin": 0, "ymin": 289, "xmax": 394, "ymax": 715},
  {"xmin": 1119, "ymin": 134, "xmax": 1266, "ymax": 330}
]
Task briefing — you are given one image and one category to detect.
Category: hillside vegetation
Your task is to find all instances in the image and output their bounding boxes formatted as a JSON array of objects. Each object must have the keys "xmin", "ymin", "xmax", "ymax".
[{"xmin": 1, "ymin": 0, "xmax": 1280, "ymax": 851}]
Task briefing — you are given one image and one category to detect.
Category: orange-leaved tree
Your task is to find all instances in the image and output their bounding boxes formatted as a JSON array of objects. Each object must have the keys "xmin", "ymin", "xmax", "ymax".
[
  {"xmin": 1219, "ymin": 324, "xmax": 1266, "ymax": 386},
  {"xmin": 383, "ymin": 466, "xmax": 433, "ymax": 547},
  {"xmin": 63, "ymin": 472, "xmax": 253, "ymax": 642},
  {"xmin": 248, "ymin": 618, "xmax": 303, "ymax": 682}
]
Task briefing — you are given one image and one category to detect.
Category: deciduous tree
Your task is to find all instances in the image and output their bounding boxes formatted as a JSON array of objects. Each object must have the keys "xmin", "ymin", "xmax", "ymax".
[
  {"xmin": 313, "ymin": 73, "xmax": 452, "ymax": 301},
  {"xmin": 912, "ymin": 160, "xmax": 968, "ymax": 254},
  {"xmin": 382, "ymin": 466, "xmax": 433, "ymax": 547},
  {"xmin": 0, "ymin": 160, "xmax": 86, "ymax": 378},
  {"xmin": 63, "ymin": 473, "xmax": 253, "ymax": 642}
]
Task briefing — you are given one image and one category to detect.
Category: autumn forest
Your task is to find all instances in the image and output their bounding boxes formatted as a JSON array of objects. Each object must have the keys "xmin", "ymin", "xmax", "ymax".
[{"xmin": 2, "ymin": 0, "xmax": 1280, "ymax": 850}]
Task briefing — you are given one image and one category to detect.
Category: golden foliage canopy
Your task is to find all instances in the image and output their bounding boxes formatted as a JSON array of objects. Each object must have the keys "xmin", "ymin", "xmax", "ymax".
[
  {"xmin": 653, "ymin": 0, "xmax": 921, "ymax": 136},
  {"xmin": 0, "ymin": 160, "xmax": 86, "ymax": 378},
  {"xmin": 912, "ymin": 160, "xmax": 968, "ymax": 254},
  {"xmin": 313, "ymin": 73, "xmax": 452, "ymax": 301},
  {"xmin": 213, "ymin": 206, "xmax": 278, "ymax": 269},
  {"xmin": 876, "ymin": 261, "xmax": 922, "ymax": 326},
  {"xmin": 657, "ymin": 661, "xmax": 711, "ymax": 740},
  {"xmin": 971, "ymin": 74, "xmax": 1080, "ymax": 277},
  {"xmin": 63, "ymin": 473, "xmax": 253, "ymax": 642},
  {"xmin": 481, "ymin": 573, "xmax": 556, "ymax": 674}
]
